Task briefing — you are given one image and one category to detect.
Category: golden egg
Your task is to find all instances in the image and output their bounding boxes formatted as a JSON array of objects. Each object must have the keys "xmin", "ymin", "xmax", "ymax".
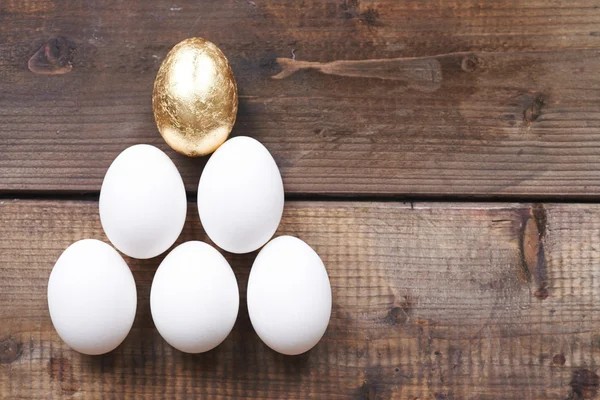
[{"xmin": 152, "ymin": 37, "xmax": 238, "ymax": 157}]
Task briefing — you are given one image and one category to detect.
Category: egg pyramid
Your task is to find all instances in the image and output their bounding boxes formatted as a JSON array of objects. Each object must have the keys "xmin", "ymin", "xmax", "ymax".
[{"xmin": 47, "ymin": 37, "xmax": 331, "ymax": 357}]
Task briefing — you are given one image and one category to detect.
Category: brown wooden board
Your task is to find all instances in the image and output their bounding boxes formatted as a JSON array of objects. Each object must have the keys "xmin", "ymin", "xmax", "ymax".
[
  {"xmin": 2, "ymin": 1, "xmax": 600, "ymax": 197},
  {"xmin": 2, "ymin": 200, "xmax": 600, "ymax": 399}
]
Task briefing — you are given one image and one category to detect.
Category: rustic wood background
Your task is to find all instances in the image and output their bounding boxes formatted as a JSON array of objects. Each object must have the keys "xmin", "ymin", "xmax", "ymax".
[{"xmin": 2, "ymin": 0, "xmax": 600, "ymax": 399}]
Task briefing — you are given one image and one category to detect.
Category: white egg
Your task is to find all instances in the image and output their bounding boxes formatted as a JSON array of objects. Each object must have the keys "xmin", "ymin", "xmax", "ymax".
[
  {"xmin": 150, "ymin": 241, "xmax": 239, "ymax": 353},
  {"xmin": 247, "ymin": 236, "xmax": 332, "ymax": 355},
  {"xmin": 100, "ymin": 144, "xmax": 187, "ymax": 259},
  {"xmin": 197, "ymin": 136, "xmax": 284, "ymax": 254},
  {"xmin": 47, "ymin": 239, "xmax": 137, "ymax": 355}
]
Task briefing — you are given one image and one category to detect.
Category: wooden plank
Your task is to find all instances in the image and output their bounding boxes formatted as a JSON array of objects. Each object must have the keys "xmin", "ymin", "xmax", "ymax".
[
  {"xmin": 1, "ymin": 199, "xmax": 600, "ymax": 399},
  {"xmin": 2, "ymin": 1, "xmax": 600, "ymax": 197}
]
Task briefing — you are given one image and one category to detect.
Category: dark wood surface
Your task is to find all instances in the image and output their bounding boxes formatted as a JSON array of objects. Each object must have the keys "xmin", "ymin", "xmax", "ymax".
[
  {"xmin": 3, "ymin": 1, "xmax": 600, "ymax": 399},
  {"xmin": 2, "ymin": 0, "xmax": 600, "ymax": 196},
  {"xmin": 3, "ymin": 200, "xmax": 600, "ymax": 399}
]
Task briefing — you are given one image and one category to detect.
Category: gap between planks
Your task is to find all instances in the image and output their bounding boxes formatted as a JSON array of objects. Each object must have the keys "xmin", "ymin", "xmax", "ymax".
[{"xmin": 5, "ymin": 191, "xmax": 600, "ymax": 205}]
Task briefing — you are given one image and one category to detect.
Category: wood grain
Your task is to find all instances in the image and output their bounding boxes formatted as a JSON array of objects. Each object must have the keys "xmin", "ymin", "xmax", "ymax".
[
  {"xmin": 2, "ymin": 200, "xmax": 600, "ymax": 399},
  {"xmin": 2, "ymin": 1, "xmax": 600, "ymax": 197}
]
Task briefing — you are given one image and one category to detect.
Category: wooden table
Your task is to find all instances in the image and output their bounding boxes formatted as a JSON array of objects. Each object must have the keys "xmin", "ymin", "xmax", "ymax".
[{"xmin": 2, "ymin": 1, "xmax": 600, "ymax": 399}]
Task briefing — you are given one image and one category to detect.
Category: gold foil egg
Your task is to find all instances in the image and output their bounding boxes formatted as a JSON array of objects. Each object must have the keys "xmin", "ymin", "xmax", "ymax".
[{"xmin": 152, "ymin": 38, "xmax": 238, "ymax": 157}]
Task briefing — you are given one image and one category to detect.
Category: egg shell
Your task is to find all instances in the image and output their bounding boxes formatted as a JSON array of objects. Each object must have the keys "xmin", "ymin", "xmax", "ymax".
[
  {"xmin": 197, "ymin": 136, "xmax": 284, "ymax": 254},
  {"xmin": 150, "ymin": 241, "xmax": 239, "ymax": 353},
  {"xmin": 152, "ymin": 37, "xmax": 238, "ymax": 157},
  {"xmin": 47, "ymin": 239, "xmax": 137, "ymax": 355},
  {"xmin": 100, "ymin": 144, "xmax": 187, "ymax": 259},
  {"xmin": 247, "ymin": 236, "xmax": 332, "ymax": 355}
]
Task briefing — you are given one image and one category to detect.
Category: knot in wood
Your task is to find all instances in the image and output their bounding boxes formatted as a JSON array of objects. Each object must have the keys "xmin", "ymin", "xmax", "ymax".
[{"xmin": 0, "ymin": 336, "xmax": 23, "ymax": 364}]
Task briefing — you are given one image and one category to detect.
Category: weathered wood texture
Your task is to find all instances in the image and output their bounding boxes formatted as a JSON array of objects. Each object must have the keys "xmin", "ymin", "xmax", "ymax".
[
  {"xmin": 2, "ymin": 200, "xmax": 600, "ymax": 399},
  {"xmin": 2, "ymin": 1, "xmax": 600, "ymax": 196}
]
